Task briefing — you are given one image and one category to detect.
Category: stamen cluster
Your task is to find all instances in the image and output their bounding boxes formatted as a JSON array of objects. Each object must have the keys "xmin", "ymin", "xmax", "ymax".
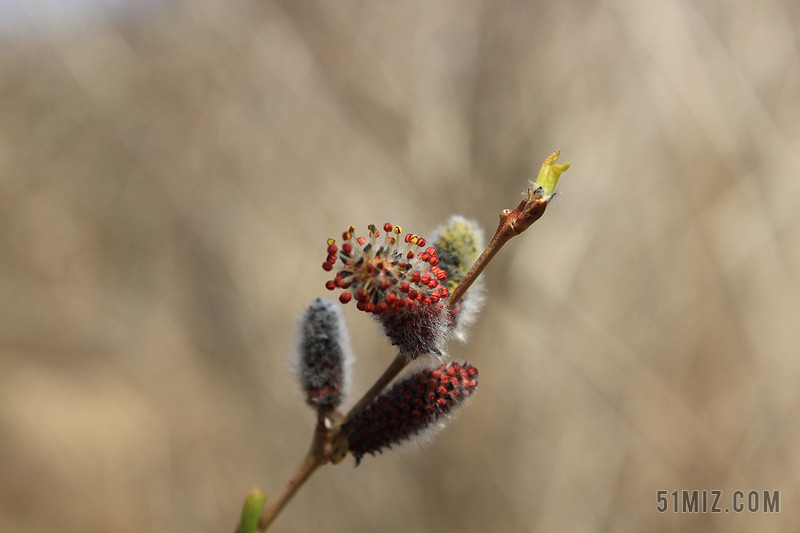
[
  {"xmin": 342, "ymin": 362, "xmax": 479, "ymax": 464},
  {"xmin": 323, "ymin": 224, "xmax": 449, "ymax": 314}
]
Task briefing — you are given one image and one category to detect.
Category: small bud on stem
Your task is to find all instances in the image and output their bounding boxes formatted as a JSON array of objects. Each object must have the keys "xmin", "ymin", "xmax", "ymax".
[{"xmin": 237, "ymin": 489, "xmax": 266, "ymax": 533}]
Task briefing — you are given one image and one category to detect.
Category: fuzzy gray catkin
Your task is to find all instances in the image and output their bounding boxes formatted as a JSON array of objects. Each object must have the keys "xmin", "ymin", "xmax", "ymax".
[{"xmin": 292, "ymin": 298, "xmax": 352, "ymax": 412}]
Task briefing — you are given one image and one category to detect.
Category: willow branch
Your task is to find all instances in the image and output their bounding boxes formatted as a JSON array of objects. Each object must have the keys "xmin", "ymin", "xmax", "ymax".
[{"xmin": 257, "ymin": 418, "xmax": 329, "ymax": 531}]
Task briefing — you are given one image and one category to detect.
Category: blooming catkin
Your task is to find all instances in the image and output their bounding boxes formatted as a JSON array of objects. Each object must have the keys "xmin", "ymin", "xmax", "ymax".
[
  {"xmin": 322, "ymin": 223, "xmax": 451, "ymax": 358},
  {"xmin": 430, "ymin": 215, "xmax": 485, "ymax": 341},
  {"xmin": 293, "ymin": 298, "xmax": 352, "ymax": 412},
  {"xmin": 342, "ymin": 361, "xmax": 479, "ymax": 464}
]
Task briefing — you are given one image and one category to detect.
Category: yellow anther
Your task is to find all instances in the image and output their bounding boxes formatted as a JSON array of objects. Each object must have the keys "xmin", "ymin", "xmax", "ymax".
[
  {"xmin": 393, "ymin": 226, "xmax": 401, "ymax": 234},
  {"xmin": 327, "ymin": 238, "xmax": 335, "ymax": 245}
]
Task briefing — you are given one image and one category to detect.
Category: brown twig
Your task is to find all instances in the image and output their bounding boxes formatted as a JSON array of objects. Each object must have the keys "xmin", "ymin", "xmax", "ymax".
[
  {"xmin": 257, "ymin": 418, "xmax": 329, "ymax": 531},
  {"xmin": 446, "ymin": 187, "xmax": 549, "ymax": 310}
]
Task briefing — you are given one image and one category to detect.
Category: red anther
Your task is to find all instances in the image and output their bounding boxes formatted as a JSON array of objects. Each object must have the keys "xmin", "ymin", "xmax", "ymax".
[
  {"xmin": 343, "ymin": 231, "xmax": 352, "ymax": 240},
  {"xmin": 406, "ymin": 298, "xmax": 415, "ymax": 307},
  {"xmin": 322, "ymin": 262, "xmax": 333, "ymax": 271},
  {"xmin": 408, "ymin": 289, "xmax": 418, "ymax": 300},
  {"xmin": 404, "ymin": 234, "xmax": 412, "ymax": 243},
  {"xmin": 434, "ymin": 268, "xmax": 447, "ymax": 280},
  {"xmin": 339, "ymin": 292, "xmax": 352, "ymax": 304},
  {"xmin": 426, "ymin": 280, "xmax": 436, "ymax": 288},
  {"xmin": 430, "ymin": 292, "xmax": 440, "ymax": 303},
  {"xmin": 364, "ymin": 302, "xmax": 375, "ymax": 313},
  {"xmin": 439, "ymin": 286, "xmax": 449, "ymax": 297},
  {"xmin": 327, "ymin": 244, "xmax": 338, "ymax": 255},
  {"xmin": 400, "ymin": 281, "xmax": 410, "ymax": 293},
  {"xmin": 421, "ymin": 274, "xmax": 431, "ymax": 285},
  {"xmin": 383, "ymin": 223, "xmax": 393, "ymax": 232},
  {"xmin": 416, "ymin": 292, "xmax": 424, "ymax": 301},
  {"xmin": 426, "ymin": 247, "xmax": 436, "ymax": 255},
  {"xmin": 357, "ymin": 236, "xmax": 366, "ymax": 246},
  {"xmin": 342, "ymin": 242, "xmax": 353, "ymax": 254},
  {"xmin": 357, "ymin": 289, "xmax": 369, "ymax": 302},
  {"xmin": 327, "ymin": 254, "xmax": 337, "ymax": 264},
  {"xmin": 417, "ymin": 238, "xmax": 426, "ymax": 247},
  {"xmin": 406, "ymin": 251, "xmax": 415, "ymax": 259},
  {"xmin": 335, "ymin": 276, "xmax": 347, "ymax": 288},
  {"xmin": 394, "ymin": 298, "xmax": 406, "ymax": 309},
  {"xmin": 381, "ymin": 279, "xmax": 392, "ymax": 289},
  {"xmin": 429, "ymin": 256, "xmax": 439, "ymax": 266},
  {"xmin": 375, "ymin": 301, "xmax": 387, "ymax": 314},
  {"xmin": 325, "ymin": 280, "xmax": 336, "ymax": 290},
  {"xmin": 356, "ymin": 300, "xmax": 366, "ymax": 311},
  {"xmin": 411, "ymin": 272, "xmax": 421, "ymax": 283}
]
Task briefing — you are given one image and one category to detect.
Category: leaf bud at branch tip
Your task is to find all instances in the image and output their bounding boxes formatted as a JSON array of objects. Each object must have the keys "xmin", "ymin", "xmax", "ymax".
[
  {"xmin": 502, "ymin": 150, "xmax": 571, "ymax": 235},
  {"xmin": 532, "ymin": 149, "xmax": 570, "ymax": 200}
]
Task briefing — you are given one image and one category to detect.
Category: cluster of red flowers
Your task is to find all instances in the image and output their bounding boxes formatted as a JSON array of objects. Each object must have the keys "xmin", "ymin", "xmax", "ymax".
[
  {"xmin": 342, "ymin": 362, "xmax": 479, "ymax": 464},
  {"xmin": 322, "ymin": 224, "xmax": 449, "ymax": 314}
]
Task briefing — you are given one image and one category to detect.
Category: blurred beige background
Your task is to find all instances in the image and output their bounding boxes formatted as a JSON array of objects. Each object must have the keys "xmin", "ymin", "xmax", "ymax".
[{"xmin": 2, "ymin": 0, "xmax": 799, "ymax": 532}]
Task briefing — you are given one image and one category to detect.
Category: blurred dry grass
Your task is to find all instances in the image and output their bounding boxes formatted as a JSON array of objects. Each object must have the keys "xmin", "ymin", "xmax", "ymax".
[{"xmin": 2, "ymin": 0, "xmax": 800, "ymax": 531}]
